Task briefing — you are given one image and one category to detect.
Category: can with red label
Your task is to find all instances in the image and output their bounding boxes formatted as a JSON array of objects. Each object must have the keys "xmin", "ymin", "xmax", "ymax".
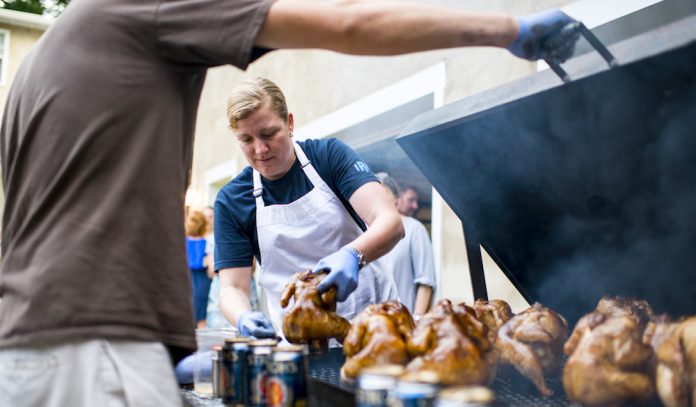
[
  {"xmin": 266, "ymin": 345, "xmax": 308, "ymax": 407},
  {"xmin": 247, "ymin": 339, "xmax": 278, "ymax": 407},
  {"xmin": 222, "ymin": 337, "xmax": 252, "ymax": 406}
]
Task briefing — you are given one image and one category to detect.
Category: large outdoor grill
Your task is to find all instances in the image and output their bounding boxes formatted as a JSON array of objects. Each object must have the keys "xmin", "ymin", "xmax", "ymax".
[
  {"xmin": 395, "ymin": 6, "xmax": 696, "ymax": 328},
  {"xmin": 308, "ymin": 4, "xmax": 696, "ymax": 407}
]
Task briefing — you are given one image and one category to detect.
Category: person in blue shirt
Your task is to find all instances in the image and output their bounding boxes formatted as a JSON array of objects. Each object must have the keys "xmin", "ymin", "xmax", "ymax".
[
  {"xmin": 214, "ymin": 77, "xmax": 404, "ymax": 338},
  {"xmin": 185, "ymin": 210, "xmax": 211, "ymax": 329}
]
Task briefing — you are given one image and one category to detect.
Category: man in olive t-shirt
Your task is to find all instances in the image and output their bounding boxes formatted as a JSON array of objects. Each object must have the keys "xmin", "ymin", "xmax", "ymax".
[
  {"xmin": 0, "ymin": 0, "xmax": 275, "ymax": 403},
  {"xmin": 0, "ymin": 0, "xmax": 579, "ymax": 403}
]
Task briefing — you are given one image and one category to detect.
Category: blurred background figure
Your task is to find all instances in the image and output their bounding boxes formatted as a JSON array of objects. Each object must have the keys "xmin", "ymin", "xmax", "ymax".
[
  {"xmin": 186, "ymin": 210, "xmax": 211, "ymax": 329},
  {"xmin": 396, "ymin": 185, "xmax": 420, "ymax": 217},
  {"xmin": 204, "ymin": 207, "xmax": 233, "ymax": 329},
  {"xmin": 375, "ymin": 173, "xmax": 437, "ymax": 319}
]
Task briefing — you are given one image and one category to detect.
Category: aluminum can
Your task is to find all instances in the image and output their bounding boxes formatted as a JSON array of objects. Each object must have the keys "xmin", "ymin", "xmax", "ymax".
[
  {"xmin": 356, "ymin": 364, "xmax": 405, "ymax": 407},
  {"xmin": 390, "ymin": 372, "xmax": 439, "ymax": 407},
  {"xmin": 221, "ymin": 337, "xmax": 251, "ymax": 406},
  {"xmin": 266, "ymin": 345, "xmax": 308, "ymax": 407},
  {"xmin": 211, "ymin": 345, "xmax": 223, "ymax": 398},
  {"xmin": 247, "ymin": 339, "xmax": 279, "ymax": 407},
  {"xmin": 435, "ymin": 386, "xmax": 495, "ymax": 407}
]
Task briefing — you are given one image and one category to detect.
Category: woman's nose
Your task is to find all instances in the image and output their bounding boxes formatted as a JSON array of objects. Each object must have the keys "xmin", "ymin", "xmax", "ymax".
[{"xmin": 253, "ymin": 139, "xmax": 269, "ymax": 155}]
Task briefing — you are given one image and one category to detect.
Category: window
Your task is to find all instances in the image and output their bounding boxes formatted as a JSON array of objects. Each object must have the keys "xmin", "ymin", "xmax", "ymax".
[{"xmin": 0, "ymin": 30, "xmax": 9, "ymax": 86}]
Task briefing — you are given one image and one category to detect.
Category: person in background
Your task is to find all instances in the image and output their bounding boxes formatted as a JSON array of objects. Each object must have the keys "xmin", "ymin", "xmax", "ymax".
[
  {"xmin": 375, "ymin": 174, "xmax": 437, "ymax": 319},
  {"xmin": 396, "ymin": 185, "xmax": 421, "ymax": 217},
  {"xmin": 204, "ymin": 207, "xmax": 233, "ymax": 329},
  {"xmin": 215, "ymin": 77, "xmax": 402, "ymax": 339},
  {"xmin": 186, "ymin": 210, "xmax": 211, "ymax": 329},
  {"xmin": 0, "ymin": 0, "xmax": 580, "ymax": 403}
]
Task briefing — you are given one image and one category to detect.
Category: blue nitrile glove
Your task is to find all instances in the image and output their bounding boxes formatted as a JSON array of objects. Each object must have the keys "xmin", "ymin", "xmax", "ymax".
[
  {"xmin": 175, "ymin": 352, "xmax": 200, "ymax": 385},
  {"xmin": 237, "ymin": 311, "xmax": 276, "ymax": 338},
  {"xmin": 508, "ymin": 9, "xmax": 580, "ymax": 62},
  {"xmin": 312, "ymin": 247, "xmax": 360, "ymax": 302}
]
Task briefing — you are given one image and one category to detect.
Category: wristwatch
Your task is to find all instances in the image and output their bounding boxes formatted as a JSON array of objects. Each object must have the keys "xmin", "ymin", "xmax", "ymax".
[{"xmin": 344, "ymin": 246, "xmax": 367, "ymax": 270}]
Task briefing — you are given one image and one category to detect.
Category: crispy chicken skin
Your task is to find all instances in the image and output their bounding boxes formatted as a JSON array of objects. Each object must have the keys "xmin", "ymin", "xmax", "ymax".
[
  {"xmin": 496, "ymin": 302, "xmax": 568, "ymax": 397},
  {"xmin": 474, "ymin": 299, "xmax": 515, "ymax": 344},
  {"xmin": 404, "ymin": 299, "xmax": 494, "ymax": 386},
  {"xmin": 280, "ymin": 270, "xmax": 351, "ymax": 344},
  {"xmin": 341, "ymin": 300, "xmax": 415, "ymax": 379},
  {"xmin": 646, "ymin": 316, "xmax": 696, "ymax": 407},
  {"xmin": 565, "ymin": 296, "xmax": 654, "ymax": 357},
  {"xmin": 563, "ymin": 297, "xmax": 655, "ymax": 407}
]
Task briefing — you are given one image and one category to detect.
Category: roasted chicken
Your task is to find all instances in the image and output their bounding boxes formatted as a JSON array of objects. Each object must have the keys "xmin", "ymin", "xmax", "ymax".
[
  {"xmin": 280, "ymin": 270, "xmax": 351, "ymax": 344},
  {"xmin": 341, "ymin": 300, "xmax": 415, "ymax": 379},
  {"xmin": 474, "ymin": 299, "xmax": 514, "ymax": 344},
  {"xmin": 404, "ymin": 299, "xmax": 494, "ymax": 386},
  {"xmin": 496, "ymin": 302, "xmax": 567, "ymax": 397},
  {"xmin": 646, "ymin": 316, "xmax": 696, "ymax": 407},
  {"xmin": 563, "ymin": 296, "xmax": 655, "ymax": 407}
]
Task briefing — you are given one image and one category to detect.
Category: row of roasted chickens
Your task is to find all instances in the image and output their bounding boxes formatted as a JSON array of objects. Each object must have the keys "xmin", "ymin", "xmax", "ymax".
[{"xmin": 279, "ymin": 270, "xmax": 696, "ymax": 407}]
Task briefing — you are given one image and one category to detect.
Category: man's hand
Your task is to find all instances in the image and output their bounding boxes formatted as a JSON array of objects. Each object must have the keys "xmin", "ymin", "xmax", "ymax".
[
  {"xmin": 508, "ymin": 10, "xmax": 580, "ymax": 62},
  {"xmin": 237, "ymin": 311, "xmax": 276, "ymax": 338},
  {"xmin": 312, "ymin": 248, "xmax": 360, "ymax": 302}
]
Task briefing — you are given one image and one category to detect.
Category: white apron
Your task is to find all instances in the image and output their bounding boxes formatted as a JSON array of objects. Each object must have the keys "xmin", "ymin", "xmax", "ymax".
[{"xmin": 254, "ymin": 142, "xmax": 398, "ymax": 333}]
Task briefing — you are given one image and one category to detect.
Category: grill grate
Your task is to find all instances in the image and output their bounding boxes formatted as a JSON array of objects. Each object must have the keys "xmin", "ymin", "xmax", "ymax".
[{"xmin": 307, "ymin": 349, "xmax": 578, "ymax": 407}]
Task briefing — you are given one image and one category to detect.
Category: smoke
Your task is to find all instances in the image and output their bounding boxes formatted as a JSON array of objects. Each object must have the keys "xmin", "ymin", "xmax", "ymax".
[{"xmin": 401, "ymin": 42, "xmax": 696, "ymax": 325}]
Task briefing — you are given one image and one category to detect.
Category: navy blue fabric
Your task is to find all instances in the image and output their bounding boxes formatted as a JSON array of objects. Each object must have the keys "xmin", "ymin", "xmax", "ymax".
[
  {"xmin": 190, "ymin": 268, "xmax": 211, "ymax": 322},
  {"xmin": 186, "ymin": 238, "xmax": 207, "ymax": 269},
  {"xmin": 214, "ymin": 138, "xmax": 377, "ymax": 270}
]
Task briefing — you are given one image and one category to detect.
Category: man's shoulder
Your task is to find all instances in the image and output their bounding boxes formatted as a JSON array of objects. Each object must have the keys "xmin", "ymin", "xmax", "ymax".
[{"xmin": 404, "ymin": 216, "xmax": 428, "ymax": 233}]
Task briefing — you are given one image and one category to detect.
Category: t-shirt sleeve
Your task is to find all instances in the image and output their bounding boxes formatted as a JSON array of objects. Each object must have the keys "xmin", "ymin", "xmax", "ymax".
[
  {"xmin": 213, "ymin": 196, "xmax": 254, "ymax": 270},
  {"xmin": 410, "ymin": 220, "xmax": 437, "ymax": 288},
  {"xmin": 155, "ymin": 0, "xmax": 274, "ymax": 69},
  {"xmin": 325, "ymin": 138, "xmax": 379, "ymax": 200}
]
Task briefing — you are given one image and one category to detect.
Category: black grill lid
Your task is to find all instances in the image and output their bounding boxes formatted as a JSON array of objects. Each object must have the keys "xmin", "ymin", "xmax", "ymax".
[{"xmin": 396, "ymin": 14, "xmax": 696, "ymax": 324}]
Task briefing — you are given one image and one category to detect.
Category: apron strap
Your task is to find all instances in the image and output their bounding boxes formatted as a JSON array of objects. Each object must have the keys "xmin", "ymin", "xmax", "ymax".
[
  {"xmin": 252, "ymin": 170, "xmax": 265, "ymax": 208},
  {"xmin": 292, "ymin": 142, "xmax": 324, "ymax": 187}
]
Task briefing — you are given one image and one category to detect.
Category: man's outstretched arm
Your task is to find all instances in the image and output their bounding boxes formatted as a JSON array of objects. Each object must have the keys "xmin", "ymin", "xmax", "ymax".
[
  {"xmin": 256, "ymin": 0, "xmax": 518, "ymax": 56},
  {"xmin": 255, "ymin": 0, "xmax": 578, "ymax": 61}
]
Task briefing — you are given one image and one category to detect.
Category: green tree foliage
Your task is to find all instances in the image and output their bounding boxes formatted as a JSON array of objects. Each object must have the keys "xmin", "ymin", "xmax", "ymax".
[{"xmin": 1, "ymin": 0, "xmax": 70, "ymax": 16}]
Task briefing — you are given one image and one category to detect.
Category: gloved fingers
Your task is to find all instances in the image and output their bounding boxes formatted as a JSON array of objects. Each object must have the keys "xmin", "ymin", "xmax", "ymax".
[
  {"xmin": 174, "ymin": 353, "xmax": 197, "ymax": 384},
  {"xmin": 311, "ymin": 260, "xmax": 330, "ymax": 274},
  {"xmin": 335, "ymin": 285, "xmax": 349, "ymax": 302},
  {"xmin": 541, "ymin": 29, "xmax": 580, "ymax": 62},
  {"xmin": 316, "ymin": 272, "xmax": 336, "ymax": 293},
  {"xmin": 311, "ymin": 265, "xmax": 330, "ymax": 275},
  {"xmin": 257, "ymin": 317, "xmax": 274, "ymax": 330},
  {"xmin": 252, "ymin": 325, "xmax": 277, "ymax": 338},
  {"xmin": 335, "ymin": 278, "xmax": 358, "ymax": 302}
]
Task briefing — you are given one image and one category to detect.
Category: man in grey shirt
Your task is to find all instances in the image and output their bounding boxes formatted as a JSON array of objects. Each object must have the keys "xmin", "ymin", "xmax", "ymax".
[{"xmin": 0, "ymin": 0, "xmax": 579, "ymax": 404}]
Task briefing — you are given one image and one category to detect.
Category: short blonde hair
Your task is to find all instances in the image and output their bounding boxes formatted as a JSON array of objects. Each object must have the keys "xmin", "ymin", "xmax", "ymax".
[{"xmin": 227, "ymin": 77, "xmax": 288, "ymax": 129}]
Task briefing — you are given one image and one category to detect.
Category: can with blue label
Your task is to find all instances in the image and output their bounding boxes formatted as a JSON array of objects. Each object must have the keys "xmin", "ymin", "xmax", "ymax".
[
  {"xmin": 247, "ymin": 339, "xmax": 279, "ymax": 407},
  {"xmin": 356, "ymin": 364, "xmax": 404, "ymax": 407},
  {"xmin": 390, "ymin": 371, "xmax": 439, "ymax": 407},
  {"xmin": 266, "ymin": 345, "xmax": 308, "ymax": 407},
  {"xmin": 222, "ymin": 337, "xmax": 251, "ymax": 406},
  {"xmin": 435, "ymin": 386, "xmax": 495, "ymax": 407}
]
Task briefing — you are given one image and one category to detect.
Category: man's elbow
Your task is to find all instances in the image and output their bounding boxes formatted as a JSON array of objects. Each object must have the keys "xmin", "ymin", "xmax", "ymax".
[{"xmin": 394, "ymin": 214, "xmax": 405, "ymax": 241}]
